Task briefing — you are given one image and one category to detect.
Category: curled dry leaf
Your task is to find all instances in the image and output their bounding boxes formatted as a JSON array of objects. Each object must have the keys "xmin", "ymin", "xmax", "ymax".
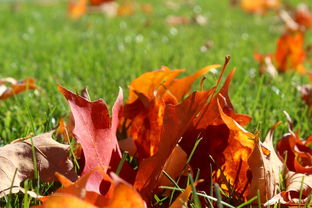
[
  {"xmin": 247, "ymin": 122, "xmax": 284, "ymax": 203},
  {"xmin": 277, "ymin": 132, "xmax": 312, "ymax": 174},
  {"xmin": 0, "ymin": 77, "xmax": 36, "ymax": 100},
  {"xmin": 59, "ymin": 86, "xmax": 135, "ymax": 193},
  {"xmin": 0, "ymin": 132, "xmax": 77, "ymax": 197},
  {"xmin": 265, "ymin": 171, "xmax": 312, "ymax": 206}
]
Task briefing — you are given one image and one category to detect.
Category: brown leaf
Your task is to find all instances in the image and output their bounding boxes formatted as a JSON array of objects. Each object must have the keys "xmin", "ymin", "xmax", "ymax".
[
  {"xmin": 265, "ymin": 172, "xmax": 312, "ymax": 206},
  {"xmin": 166, "ymin": 16, "xmax": 190, "ymax": 26},
  {"xmin": 0, "ymin": 77, "xmax": 36, "ymax": 100},
  {"xmin": 254, "ymin": 53, "xmax": 278, "ymax": 77},
  {"xmin": 247, "ymin": 122, "xmax": 284, "ymax": 203},
  {"xmin": 0, "ymin": 132, "xmax": 77, "ymax": 197},
  {"xmin": 297, "ymin": 73, "xmax": 312, "ymax": 107},
  {"xmin": 277, "ymin": 132, "xmax": 312, "ymax": 174}
]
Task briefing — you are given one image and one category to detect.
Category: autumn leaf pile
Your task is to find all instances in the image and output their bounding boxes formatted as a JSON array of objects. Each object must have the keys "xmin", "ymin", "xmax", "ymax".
[
  {"xmin": 0, "ymin": 54, "xmax": 311, "ymax": 207},
  {"xmin": 0, "ymin": 1, "xmax": 312, "ymax": 208}
]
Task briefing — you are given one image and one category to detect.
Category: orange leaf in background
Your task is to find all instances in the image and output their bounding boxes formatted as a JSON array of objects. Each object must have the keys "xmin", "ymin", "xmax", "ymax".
[
  {"xmin": 275, "ymin": 31, "xmax": 306, "ymax": 73},
  {"xmin": 240, "ymin": 0, "xmax": 280, "ymax": 14},
  {"xmin": 277, "ymin": 132, "xmax": 312, "ymax": 174},
  {"xmin": 253, "ymin": 53, "xmax": 278, "ymax": 77},
  {"xmin": 297, "ymin": 73, "xmax": 312, "ymax": 107},
  {"xmin": 89, "ymin": 0, "xmax": 113, "ymax": 6},
  {"xmin": 294, "ymin": 4, "xmax": 312, "ymax": 30},
  {"xmin": 0, "ymin": 77, "xmax": 36, "ymax": 100},
  {"xmin": 117, "ymin": 0, "xmax": 135, "ymax": 16},
  {"xmin": 179, "ymin": 68, "xmax": 254, "ymax": 198},
  {"xmin": 68, "ymin": 0, "xmax": 87, "ymax": 19}
]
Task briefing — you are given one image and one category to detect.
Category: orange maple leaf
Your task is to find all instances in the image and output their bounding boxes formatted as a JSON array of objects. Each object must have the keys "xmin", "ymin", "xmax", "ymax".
[{"xmin": 120, "ymin": 65, "xmax": 220, "ymax": 158}]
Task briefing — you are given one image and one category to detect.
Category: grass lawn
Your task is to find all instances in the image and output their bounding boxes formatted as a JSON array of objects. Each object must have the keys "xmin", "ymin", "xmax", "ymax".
[{"xmin": 0, "ymin": 0, "xmax": 311, "ymax": 207}]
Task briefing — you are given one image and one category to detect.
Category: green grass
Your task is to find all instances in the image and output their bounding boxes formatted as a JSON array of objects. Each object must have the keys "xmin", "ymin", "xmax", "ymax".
[{"xmin": 0, "ymin": 0, "xmax": 311, "ymax": 207}]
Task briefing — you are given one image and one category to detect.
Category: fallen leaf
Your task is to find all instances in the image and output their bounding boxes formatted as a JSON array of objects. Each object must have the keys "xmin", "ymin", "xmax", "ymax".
[
  {"xmin": 166, "ymin": 16, "xmax": 190, "ymax": 26},
  {"xmin": 117, "ymin": 0, "xmax": 135, "ymax": 16},
  {"xmin": 59, "ymin": 85, "xmax": 135, "ymax": 193},
  {"xmin": 275, "ymin": 31, "xmax": 306, "ymax": 73},
  {"xmin": 33, "ymin": 195, "xmax": 97, "ymax": 208},
  {"xmin": 179, "ymin": 68, "xmax": 254, "ymax": 198},
  {"xmin": 121, "ymin": 65, "xmax": 219, "ymax": 158},
  {"xmin": 89, "ymin": 0, "xmax": 113, "ymax": 6},
  {"xmin": 167, "ymin": 65, "xmax": 220, "ymax": 101},
  {"xmin": 68, "ymin": 0, "xmax": 88, "ymax": 19},
  {"xmin": 106, "ymin": 173, "xmax": 146, "ymax": 208},
  {"xmin": 297, "ymin": 73, "xmax": 312, "ymax": 107},
  {"xmin": 0, "ymin": 132, "xmax": 77, "ymax": 197},
  {"xmin": 254, "ymin": 53, "xmax": 278, "ymax": 77},
  {"xmin": 294, "ymin": 4, "xmax": 312, "ymax": 30},
  {"xmin": 0, "ymin": 77, "xmax": 36, "ymax": 100},
  {"xmin": 277, "ymin": 131, "xmax": 312, "ymax": 174},
  {"xmin": 247, "ymin": 122, "xmax": 284, "ymax": 203},
  {"xmin": 36, "ymin": 170, "xmax": 146, "ymax": 208},
  {"xmin": 240, "ymin": 0, "xmax": 280, "ymax": 14},
  {"xmin": 158, "ymin": 145, "xmax": 188, "ymax": 189},
  {"xmin": 256, "ymin": 31, "xmax": 307, "ymax": 74},
  {"xmin": 134, "ymin": 90, "xmax": 211, "ymax": 200},
  {"xmin": 265, "ymin": 171, "xmax": 312, "ymax": 206}
]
